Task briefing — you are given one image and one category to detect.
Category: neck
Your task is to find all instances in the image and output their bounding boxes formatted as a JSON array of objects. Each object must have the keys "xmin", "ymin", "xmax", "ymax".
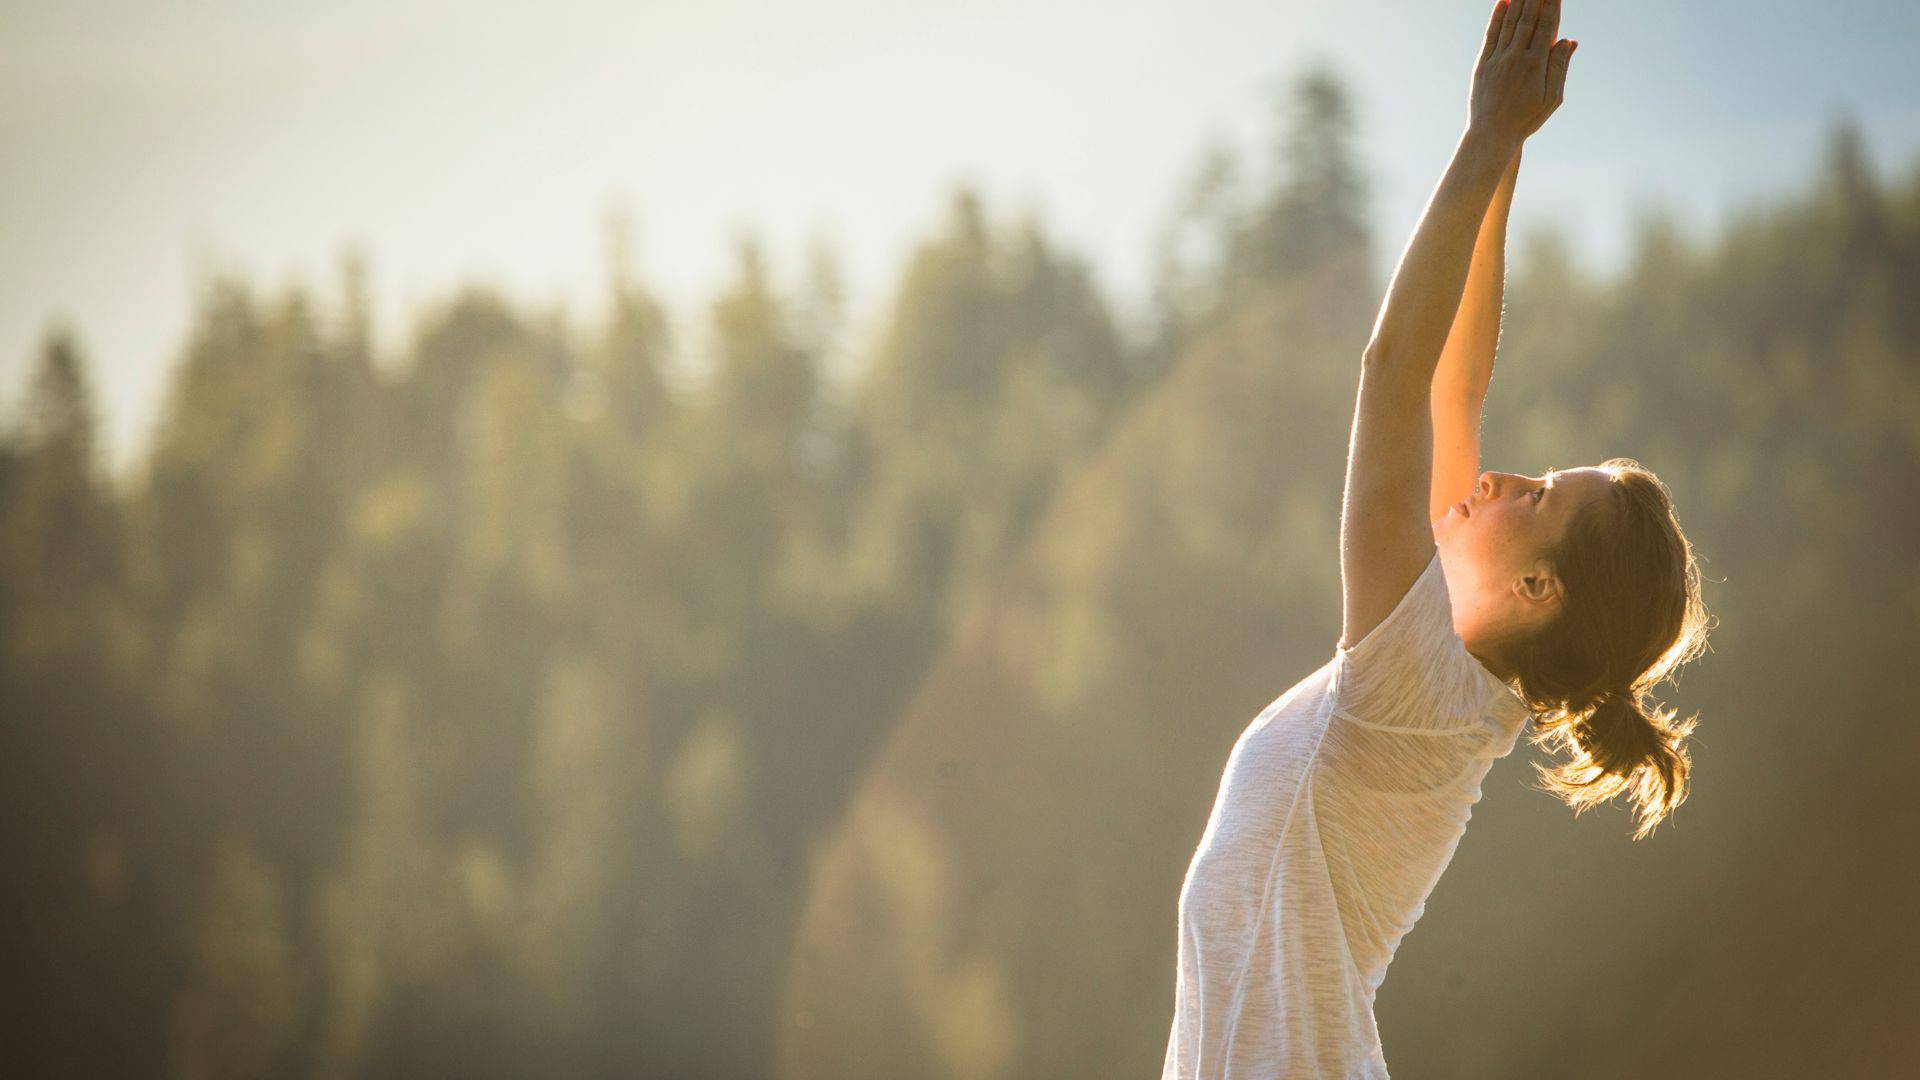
[{"xmin": 1466, "ymin": 639, "xmax": 1520, "ymax": 684}]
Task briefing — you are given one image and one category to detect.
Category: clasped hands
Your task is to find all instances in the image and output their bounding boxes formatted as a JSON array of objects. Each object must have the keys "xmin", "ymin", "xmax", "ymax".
[{"xmin": 1469, "ymin": 0, "xmax": 1576, "ymax": 145}]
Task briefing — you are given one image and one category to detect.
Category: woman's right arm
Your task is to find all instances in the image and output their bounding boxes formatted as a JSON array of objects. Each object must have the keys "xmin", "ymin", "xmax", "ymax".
[
  {"xmin": 1339, "ymin": 0, "xmax": 1573, "ymax": 650},
  {"xmin": 1429, "ymin": 145, "xmax": 1522, "ymax": 528}
]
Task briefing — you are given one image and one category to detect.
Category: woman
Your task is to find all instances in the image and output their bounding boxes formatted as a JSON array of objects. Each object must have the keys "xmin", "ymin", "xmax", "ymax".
[{"xmin": 1162, "ymin": 1, "xmax": 1712, "ymax": 1076}]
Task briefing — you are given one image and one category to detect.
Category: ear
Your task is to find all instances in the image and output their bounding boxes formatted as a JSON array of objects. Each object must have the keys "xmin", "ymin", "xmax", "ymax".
[{"xmin": 1513, "ymin": 560, "xmax": 1562, "ymax": 608}]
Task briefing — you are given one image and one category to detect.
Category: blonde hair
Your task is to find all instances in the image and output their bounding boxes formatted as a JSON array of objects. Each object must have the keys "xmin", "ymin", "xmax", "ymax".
[{"xmin": 1507, "ymin": 458, "xmax": 1715, "ymax": 839}]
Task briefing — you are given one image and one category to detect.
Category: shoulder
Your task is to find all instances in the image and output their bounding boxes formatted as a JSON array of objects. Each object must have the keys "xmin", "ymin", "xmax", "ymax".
[
  {"xmin": 1332, "ymin": 551, "xmax": 1522, "ymax": 731},
  {"xmin": 1336, "ymin": 547, "xmax": 1449, "ymax": 663}
]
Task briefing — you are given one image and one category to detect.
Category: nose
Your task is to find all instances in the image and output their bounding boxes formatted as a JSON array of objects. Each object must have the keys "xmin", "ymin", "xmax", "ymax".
[{"xmin": 1477, "ymin": 472, "xmax": 1498, "ymax": 499}]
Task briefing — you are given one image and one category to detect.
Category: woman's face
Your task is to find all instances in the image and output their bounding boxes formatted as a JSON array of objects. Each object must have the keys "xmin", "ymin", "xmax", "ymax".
[{"xmin": 1434, "ymin": 465, "xmax": 1616, "ymax": 648}]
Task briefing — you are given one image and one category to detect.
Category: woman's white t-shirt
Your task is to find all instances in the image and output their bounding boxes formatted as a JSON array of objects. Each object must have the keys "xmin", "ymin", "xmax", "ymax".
[{"xmin": 1162, "ymin": 548, "xmax": 1533, "ymax": 1079}]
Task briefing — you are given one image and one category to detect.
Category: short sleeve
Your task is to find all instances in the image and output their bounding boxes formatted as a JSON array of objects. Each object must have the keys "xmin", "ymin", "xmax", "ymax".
[
  {"xmin": 1323, "ymin": 549, "xmax": 1521, "ymax": 794},
  {"xmin": 1331, "ymin": 548, "xmax": 1500, "ymax": 736}
]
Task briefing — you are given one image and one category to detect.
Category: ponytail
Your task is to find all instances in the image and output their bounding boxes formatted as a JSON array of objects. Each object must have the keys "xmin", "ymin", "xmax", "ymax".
[{"xmin": 1528, "ymin": 684, "xmax": 1698, "ymax": 840}]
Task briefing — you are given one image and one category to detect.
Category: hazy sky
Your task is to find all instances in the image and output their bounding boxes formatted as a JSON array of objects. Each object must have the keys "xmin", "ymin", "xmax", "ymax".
[{"xmin": 6, "ymin": 0, "xmax": 1919, "ymax": 477}]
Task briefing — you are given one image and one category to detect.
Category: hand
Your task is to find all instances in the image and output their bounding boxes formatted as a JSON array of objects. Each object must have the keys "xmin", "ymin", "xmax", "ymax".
[{"xmin": 1469, "ymin": 0, "xmax": 1575, "ymax": 143}]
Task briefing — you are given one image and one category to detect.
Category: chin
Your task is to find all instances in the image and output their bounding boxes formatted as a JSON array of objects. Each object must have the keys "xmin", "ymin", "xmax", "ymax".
[{"xmin": 1432, "ymin": 532, "xmax": 1457, "ymax": 571}]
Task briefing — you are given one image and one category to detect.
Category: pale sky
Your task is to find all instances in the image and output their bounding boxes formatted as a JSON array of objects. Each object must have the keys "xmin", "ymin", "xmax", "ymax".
[{"xmin": 5, "ymin": 0, "xmax": 1919, "ymax": 479}]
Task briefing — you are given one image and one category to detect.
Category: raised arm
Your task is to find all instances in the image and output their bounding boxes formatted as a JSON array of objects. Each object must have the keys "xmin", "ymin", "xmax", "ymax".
[
  {"xmin": 1429, "ymin": 145, "xmax": 1522, "ymax": 526},
  {"xmin": 1339, "ymin": 0, "xmax": 1573, "ymax": 651}
]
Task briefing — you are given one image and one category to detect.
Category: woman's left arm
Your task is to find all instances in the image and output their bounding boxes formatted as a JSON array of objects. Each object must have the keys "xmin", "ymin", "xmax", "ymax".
[{"xmin": 1428, "ymin": 144, "xmax": 1521, "ymax": 525}]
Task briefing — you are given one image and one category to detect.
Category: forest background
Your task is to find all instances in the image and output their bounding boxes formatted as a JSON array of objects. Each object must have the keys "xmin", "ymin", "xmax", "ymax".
[{"xmin": 4, "ymin": 47, "xmax": 1919, "ymax": 1080}]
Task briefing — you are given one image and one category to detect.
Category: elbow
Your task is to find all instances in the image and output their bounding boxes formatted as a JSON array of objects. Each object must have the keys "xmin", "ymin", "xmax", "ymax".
[
  {"xmin": 1362, "ymin": 340, "xmax": 1430, "ymax": 376},
  {"xmin": 1358, "ymin": 343, "xmax": 1433, "ymax": 400}
]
